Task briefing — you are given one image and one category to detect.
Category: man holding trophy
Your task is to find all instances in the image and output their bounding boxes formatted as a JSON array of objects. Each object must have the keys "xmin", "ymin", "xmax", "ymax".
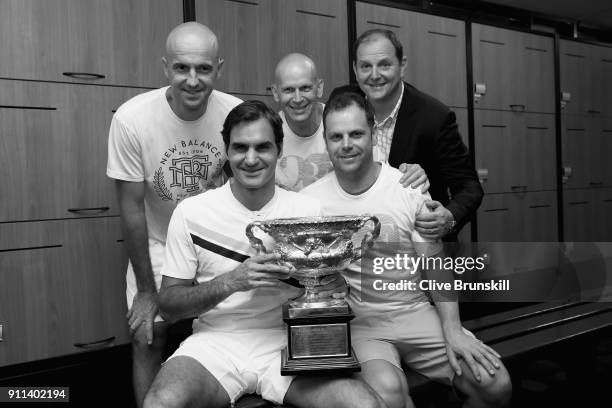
[
  {"xmin": 143, "ymin": 100, "xmax": 385, "ymax": 408},
  {"xmin": 302, "ymin": 91, "xmax": 512, "ymax": 408}
]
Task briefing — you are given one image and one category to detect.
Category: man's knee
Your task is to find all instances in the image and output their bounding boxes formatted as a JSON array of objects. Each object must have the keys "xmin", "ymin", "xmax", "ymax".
[
  {"xmin": 366, "ymin": 369, "xmax": 405, "ymax": 408},
  {"xmin": 337, "ymin": 378, "xmax": 385, "ymax": 408},
  {"xmin": 478, "ymin": 367, "xmax": 512, "ymax": 406},
  {"xmin": 132, "ymin": 323, "xmax": 168, "ymax": 353},
  {"xmin": 457, "ymin": 363, "xmax": 512, "ymax": 406},
  {"xmin": 144, "ymin": 385, "xmax": 187, "ymax": 408}
]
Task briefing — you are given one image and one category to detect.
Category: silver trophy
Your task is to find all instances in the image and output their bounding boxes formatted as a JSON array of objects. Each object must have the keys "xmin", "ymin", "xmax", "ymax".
[{"xmin": 246, "ymin": 214, "xmax": 380, "ymax": 375}]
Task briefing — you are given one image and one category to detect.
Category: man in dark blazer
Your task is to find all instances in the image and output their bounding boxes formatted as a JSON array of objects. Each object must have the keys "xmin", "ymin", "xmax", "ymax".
[{"xmin": 331, "ymin": 28, "xmax": 483, "ymax": 242}]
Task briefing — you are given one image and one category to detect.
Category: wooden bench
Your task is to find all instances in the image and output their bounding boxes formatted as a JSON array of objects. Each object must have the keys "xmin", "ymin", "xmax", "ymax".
[{"xmin": 406, "ymin": 300, "xmax": 612, "ymax": 403}]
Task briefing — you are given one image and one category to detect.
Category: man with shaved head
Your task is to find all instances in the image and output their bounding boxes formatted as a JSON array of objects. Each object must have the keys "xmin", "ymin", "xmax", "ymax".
[
  {"xmin": 272, "ymin": 53, "xmax": 428, "ymax": 192},
  {"xmin": 271, "ymin": 53, "xmax": 331, "ymax": 191},
  {"xmin": 107, "ymin": 22, "xmax": 241, "ymax": 407}
]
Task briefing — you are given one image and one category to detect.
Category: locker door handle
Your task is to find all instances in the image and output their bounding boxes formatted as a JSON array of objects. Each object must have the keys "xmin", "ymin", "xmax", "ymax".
[
  {"xmin": 0, "ymin": 324, "xmax": 3, "ymax": 342},
  {"xmin": 67, "ymin": 206, "xmax": 110, "ymax": 215},
  {"xmin": 562, "ymin": 166, "xmax": 572, "ymax": 184},
  {"xmin": 587, "ymin": 110, "xmax": 601, "ymax": 114},
  {"xmin": 74, "ymin": 336, "xmax": 115, "ymax": 349},
  {"xmin": 511, "ymin": 185, "xmax": 528, "ymax": 191},
  {"xmin": 477, "ymin": 168, "xmax": 488, "ymax": 183},
  {"xmin": 589, "ymin": 182, "xmax": 603, "ymax": 187},
  {"xmin": 560, "ymin": 91, "xmax": 571, "ymax": 109},
  {"xmin": 509, "ymin": 104, "xmax": 526, "ymax": 112},
  {"xmin": 62, "ymin": 72, "xmax": 106, "ymax": 80}
]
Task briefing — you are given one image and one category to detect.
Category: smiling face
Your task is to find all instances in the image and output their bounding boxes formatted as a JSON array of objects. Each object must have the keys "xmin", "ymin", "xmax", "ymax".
[
  {"xmin": 272, "ymin": 55, "xmax": 323, "ymax": 124},
  {"xmin": 324, "ymin": 103, "xmax": 374, "ymax": 178},
  {"xmin": 353, "ymin": 34, "xmax": 406, "ymax": 105},
  {"xmin": 227, "ymin": 117, "xmax": 280, "ymax": 191},
  {"xmin": 163, "ymin": 25, "xmax": 223, "ymax": 121}
]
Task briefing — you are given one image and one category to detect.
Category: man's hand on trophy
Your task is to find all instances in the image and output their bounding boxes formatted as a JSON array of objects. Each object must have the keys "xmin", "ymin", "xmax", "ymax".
[
  {"xmin": 311, "ymin": 272, "xmax": 349, "ymax": 299},
  {"xmin": 225, "ymin": 253, "xmax": 293, "ymax": 292}
]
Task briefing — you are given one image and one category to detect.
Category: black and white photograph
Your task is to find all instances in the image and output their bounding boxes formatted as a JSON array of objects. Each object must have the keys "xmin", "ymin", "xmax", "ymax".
[{"xmin": 1, "ymin": 1, "xmax": 611, "ymax": 407}]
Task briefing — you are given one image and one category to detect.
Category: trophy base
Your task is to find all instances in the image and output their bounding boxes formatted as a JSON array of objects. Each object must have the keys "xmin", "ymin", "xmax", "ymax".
[
  {"xmin": 281, "ymin": 303, "xmax": 360, "ymax": 376},
  {"xmin": 280, "ymin": 347, "xmax": 361, "ymax": 376}
]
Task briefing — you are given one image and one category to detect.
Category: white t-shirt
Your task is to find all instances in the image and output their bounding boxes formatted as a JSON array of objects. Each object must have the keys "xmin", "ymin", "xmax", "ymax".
[
  {"xmin": 302, "ymin": 163, "xmax": 441, "ymax": 316},
  {"xmin": 162, "ymin": 183, "xmax": 322, "ymax": 332},
  {"xmin": 107, "ymin": 87, "xmax": 242, "ymax": 281},
  {"xmin": 275, "ymin": 105, "xmax": 333, "ymax": 192}
]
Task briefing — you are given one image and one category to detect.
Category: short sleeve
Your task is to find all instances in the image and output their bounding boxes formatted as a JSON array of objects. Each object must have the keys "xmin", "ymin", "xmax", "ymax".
[
  {"xmin": 162, "ymin": 204, "xmax": 199, "ymax": 280},
  {"xmin": 106, "ymin": 115, "xmax": 144, "ymax": 182}
]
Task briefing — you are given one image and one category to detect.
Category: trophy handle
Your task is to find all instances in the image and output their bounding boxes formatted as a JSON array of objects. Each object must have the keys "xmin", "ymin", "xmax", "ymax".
[
  {"xmin": 246, "ymin": 221, "xmax": 268, "ymax": 254},
  {"xmin": 351, "ymin": 215, "xmax": 381, "ymax": 262}
]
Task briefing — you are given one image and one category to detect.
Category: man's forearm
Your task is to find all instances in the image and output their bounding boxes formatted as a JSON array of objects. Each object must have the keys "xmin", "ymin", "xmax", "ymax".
[
  {"xmin": 159, "ymin": 275, "xmax": 234, "ymax": 323},
  {"xmin": 121, "ymin": 211, "xmax": 156, "ymax": 293}
]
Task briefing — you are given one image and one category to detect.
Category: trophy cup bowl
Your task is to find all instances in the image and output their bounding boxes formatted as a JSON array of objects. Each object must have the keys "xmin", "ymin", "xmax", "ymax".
[{"xmin": 246, "ymin": 214, "xmax": 380, "ymax": 375}]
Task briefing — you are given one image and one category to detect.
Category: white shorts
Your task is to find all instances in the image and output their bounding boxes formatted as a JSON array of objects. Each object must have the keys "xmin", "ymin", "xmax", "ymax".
[
  {"xmin": 125, "ymin": 241, "xmax": 165, "ymax": 322},
  {"xmin": 167, "ymin": 328, "xmax": 294, "ymax": 405},
  {"xmin": 352, "ymin": 303, "xmax": 474, "ymax": 385}
]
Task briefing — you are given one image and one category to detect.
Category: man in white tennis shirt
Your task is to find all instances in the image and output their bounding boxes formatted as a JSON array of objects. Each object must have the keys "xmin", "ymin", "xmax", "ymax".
[
  {"xmin": 302, "ymin": 91, "xmax": 511, "ymax": 408},
  {"xmin": 144, "ymin": 101, "xmax": 386, "ymax": 408}
]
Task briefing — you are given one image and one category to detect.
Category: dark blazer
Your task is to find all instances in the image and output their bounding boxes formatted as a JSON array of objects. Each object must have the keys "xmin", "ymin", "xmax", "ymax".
[{"xmin": 330, "ymin": 83, "xmax": 483, "ymax": 241}]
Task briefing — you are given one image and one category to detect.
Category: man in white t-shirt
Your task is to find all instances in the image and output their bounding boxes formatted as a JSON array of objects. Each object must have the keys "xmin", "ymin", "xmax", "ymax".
[
  {"xmin": 143, "ymin": 101, "xmax": 385, "ymax": 408},
  {"xmin": 271, "ymin": 53, "xmax": 428, "ymax": 192},
  {"xmin": 302, "ymin": 92, "xmax": 511, "ymax": 408},
  {"xmin": 106, "ymin": 22, "xmax": 241, "ymax": 406},
  {"xmin": 271, "ymin": 53, "xmax": 331, "ymax": 191}
]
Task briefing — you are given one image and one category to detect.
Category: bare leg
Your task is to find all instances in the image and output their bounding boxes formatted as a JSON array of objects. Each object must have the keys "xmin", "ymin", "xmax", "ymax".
[
  {"xmin": 132, "ymin": 321, "xmax": 168, "ymax": 408},
  {"xmin": 144, "ymin": 355, "xmax": 230, "ymax": 408},
  {"xmin": 453, "ymin": 359, "xmax": 512, "ymax": 408},
  {"xmin": 284, "ymin": 374, "xmax": 387, "ymax": 408},
  {"xmin": 357, "ymin": 359, "xmax": 414, "ymax": 408}
]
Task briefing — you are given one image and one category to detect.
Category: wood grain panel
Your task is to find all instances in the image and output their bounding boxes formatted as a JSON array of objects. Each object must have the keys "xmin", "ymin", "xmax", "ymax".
[
  {"xmin": 0, "ymin": 0, "xmax": 182, "ymax": 87},
  {"xmin": 196, "ymin": 0, "xmax": 274, "ymax": 95},
  {"xmin": 559, "ymin": 40, "xmax": 604, "ymax": 116},
  {"xmin": 561, "ymin": 115, "xmax": 605, "ymax": 189},
  {"xmin": 472, "ymin": 24, "xmax": 554, "ymax": 113},
  {"xmin": 478, "ymin": 191, "xmax": 557, "ymax": 242},
  {"xmin": 0, "ymin": 80, "xmax": 145, "ymax": 222},
  {"xmin": 0, "ymin": 217, "xmax": 128, "ymax": 366}
]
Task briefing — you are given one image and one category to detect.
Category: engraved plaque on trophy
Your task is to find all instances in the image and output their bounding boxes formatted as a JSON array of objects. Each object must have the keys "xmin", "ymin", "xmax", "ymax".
[{"xmin": 246, "ymin": 215, "xmax": 380, "ymax": 375}]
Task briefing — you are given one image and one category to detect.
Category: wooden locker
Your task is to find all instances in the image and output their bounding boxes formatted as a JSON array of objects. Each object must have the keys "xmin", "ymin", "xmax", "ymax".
[
  {"xmin": 561, "ymin": 115, "xmax": 605, "ymax": 190},
  {"xmin": 603, "ymin": 118, "xmax": 612, "ymax": 187},
  {"xmin": 472, "ymin": 23, "xmax": 524, "ymax": 111},
  {"xmin": 355, "ymin": 2, "xmax": 467, "ymax": 108},
  {"xmin": 601, "ymin": 46, "xmax": 612, "ymax": 117},
  {"xmin": 0, "ymin": 0, "xmax": 182, "ymax": 87},
  {"xmin": 0, "ymin": 218, "xmax": 128, "ymax": 366},
  {"xmin": 563, "ymin": 188, "xmax": 597, "ymax": 242},
  {"xmin": 0, "ymin": 80, "xmax": 144, "ymax": 222},
  {"xmin": 600, "ymin": 189, "xmax": 612, "ymax": 242},
  {"xmin": 559, "ymin": 40, "xmax": 604, "ymax": 116},
  {"xmin": 478, "ymin": 191, "xmax": 557, "ymax": 242},
  {"xmin": 196, "ymin": 0, "xmax": 274, "ymax": 95},
  {"xmin": 474, "ymin": 110, "xmax": 555, "ymax": 194},
  {"xmin": 472, "ymin": 24, "xmax": 555, "ymax": 113}
]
